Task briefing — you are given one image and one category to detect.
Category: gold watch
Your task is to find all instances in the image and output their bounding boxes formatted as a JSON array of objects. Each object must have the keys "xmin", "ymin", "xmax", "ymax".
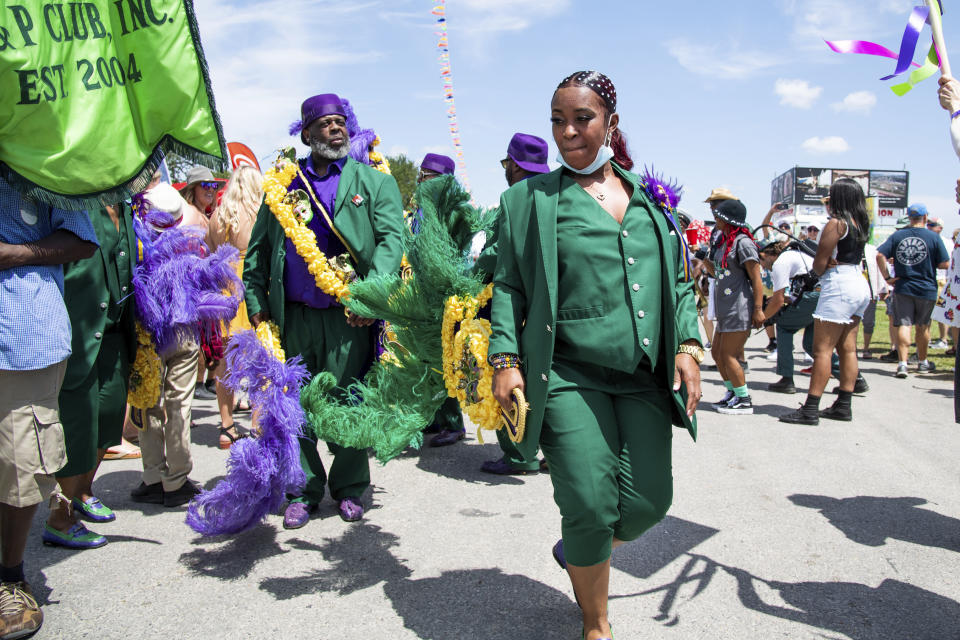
[{"xmin": 677, "ymin": 343, "xmax": 705, "ymax": 364}]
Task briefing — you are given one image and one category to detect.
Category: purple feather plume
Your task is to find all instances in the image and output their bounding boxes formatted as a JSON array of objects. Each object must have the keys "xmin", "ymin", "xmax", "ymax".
[
  {"xmin": 186, "ymin": 329, "xmax": 310, "ymax": 536},
  {"xmin": 341, "ymin": 98, "xmax": 377, "ymax": 166},
  {"xmin": 132, "ymin": 219, "xmax": 242, "ymax": 351},
  {"xmin": 640, "ymin": 166, "xmax": 683, "ymax": 212},
  {"xmin": 288, "ymin": 120, "xmax": 304, "ymax": 136}
]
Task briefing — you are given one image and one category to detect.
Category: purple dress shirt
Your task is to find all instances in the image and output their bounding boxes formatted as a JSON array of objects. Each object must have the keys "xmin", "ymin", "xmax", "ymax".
[{"xmin": 283, "ymin": 156, "xmax": 348, "ymax": 308}]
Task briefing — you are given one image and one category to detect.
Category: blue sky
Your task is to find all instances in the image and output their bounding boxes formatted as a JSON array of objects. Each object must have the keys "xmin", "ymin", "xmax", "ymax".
[{"xmin": 194, "ymin": 0, "xmax": 960, "ymax": 229}]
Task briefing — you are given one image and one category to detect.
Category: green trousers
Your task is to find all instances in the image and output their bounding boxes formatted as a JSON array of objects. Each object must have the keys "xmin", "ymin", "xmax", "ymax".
[
  {"xmin": 431, "ymin": 397, "xmax": 465, "ymax": 431},
  {"xmin": 284, "ymin": 303, "xmax": 372, "ymax": 504},
  {"xmin": 495, "ymin": 426, "xmax": 540, "ymax": 471},
  {"xmin": 541, "ymin": 358, "xmax": 673, "ymax": 567},
  {"xmin": 57, "ymin": 333, "xmax": 129, "ymax": 478}
]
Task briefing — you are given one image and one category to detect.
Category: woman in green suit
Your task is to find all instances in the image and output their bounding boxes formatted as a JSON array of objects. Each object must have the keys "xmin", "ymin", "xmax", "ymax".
[{"xmin": 490, "ymin": 71, "xmax": 702, "ymax": 640}]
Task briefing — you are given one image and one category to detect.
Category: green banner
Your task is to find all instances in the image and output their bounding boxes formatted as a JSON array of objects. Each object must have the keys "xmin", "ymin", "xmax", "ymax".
[{"xmin": 0, "ymin": 1, "xmax": 225, "ymax": 209}]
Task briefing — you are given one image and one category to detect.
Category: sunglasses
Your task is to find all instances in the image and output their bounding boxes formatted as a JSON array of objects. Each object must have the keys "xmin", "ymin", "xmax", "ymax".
[
  {"xmin": 200, "ymin": 181, "xmax": 221, "ymax": 190},
  {"xmin": 500, "ymin": 158, "xmax": 511, "ymax": 169}
]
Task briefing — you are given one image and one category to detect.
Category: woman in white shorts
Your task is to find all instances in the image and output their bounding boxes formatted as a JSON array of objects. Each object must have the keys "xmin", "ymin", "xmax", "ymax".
[{"xmin": 781, "ymin": 178, "xmax": 870, "ymax": 425}]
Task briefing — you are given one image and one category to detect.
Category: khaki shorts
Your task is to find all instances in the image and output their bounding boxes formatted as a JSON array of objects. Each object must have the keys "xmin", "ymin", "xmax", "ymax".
[{"xmin": 0, "ymin": 361, "xmax": 68, "ymax": 507}]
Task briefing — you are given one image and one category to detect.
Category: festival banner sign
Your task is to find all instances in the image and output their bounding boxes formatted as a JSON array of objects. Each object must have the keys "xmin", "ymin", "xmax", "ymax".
[{"xmin": 0, "ymin": 1, "xmax": 226, "ymax": 209}]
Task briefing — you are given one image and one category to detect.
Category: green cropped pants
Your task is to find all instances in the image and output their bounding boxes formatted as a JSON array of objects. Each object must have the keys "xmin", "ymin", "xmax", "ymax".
[{"xmin": 541, "ymin": 358, "xmax": 673, "ymax": 567}]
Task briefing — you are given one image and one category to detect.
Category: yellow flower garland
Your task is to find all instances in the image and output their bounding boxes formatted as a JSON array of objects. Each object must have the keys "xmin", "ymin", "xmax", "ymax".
[
  {"xmin": 128, "ymin": 322, "xmax": 162, "ymax": 411},
  {"xmin": 262, "ymin": 158, "xmax": 351, "ymax": 302},
  {"xmin": 256, "ymin": 320, "xmax": 285, "ymax": 362},
  {"xmin": 441, "ymin": 284, "xmax": 501, "ymax": 438}
]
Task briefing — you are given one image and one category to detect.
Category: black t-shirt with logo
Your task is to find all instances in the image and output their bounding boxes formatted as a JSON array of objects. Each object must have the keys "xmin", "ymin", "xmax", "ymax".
[{"xmin": 877, "ymin": 227, "xmax": 949, "ymax": 300}]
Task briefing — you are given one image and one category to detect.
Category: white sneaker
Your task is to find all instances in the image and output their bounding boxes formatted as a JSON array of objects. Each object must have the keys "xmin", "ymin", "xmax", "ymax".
[
  {"xmin": 765, "ymin": 352, "xmax": 778, "ymax": 362},
  {"xmin": 930, "ymin": 340, "xmax": 948, "ymax": 350}
]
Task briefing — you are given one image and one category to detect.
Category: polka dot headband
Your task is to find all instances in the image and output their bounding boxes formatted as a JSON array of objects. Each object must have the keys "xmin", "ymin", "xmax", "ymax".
[{"xmin": 557, "ymin": 71, "xmax": 617, "ymax": 112}]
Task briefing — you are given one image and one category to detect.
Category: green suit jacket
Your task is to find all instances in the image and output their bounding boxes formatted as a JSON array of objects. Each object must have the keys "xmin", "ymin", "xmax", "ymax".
[
  {"xmin": 243, "ymin": 157, "xmax": 405, "ymax": 332},
  {"xmin": 62, "ymin": 204, "xmax": 138, "ymax": 389},
  {"xmin": 489, "ymin": 166, "xmax": 700, "ymax": 461}
]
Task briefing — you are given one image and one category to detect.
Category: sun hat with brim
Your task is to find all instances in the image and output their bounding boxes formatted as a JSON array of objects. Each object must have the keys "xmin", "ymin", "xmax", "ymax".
[
  {"xmin": 907, "ymin": 203, "xmax": 928, "ymax": 217},
  {"xmin": 143, "ymin": 183, "xmax": 185, "ymax": 227},
  {"xmin": 183, "ymin": 166, "xmax": 215, "ymax": 188},
  {"xmin": 704, "ymin": 187, "xmax": 737, "ymax": 202},
  {"xmin": 712, "ymin": 199, "xmax": 748, "ymax": 228}
]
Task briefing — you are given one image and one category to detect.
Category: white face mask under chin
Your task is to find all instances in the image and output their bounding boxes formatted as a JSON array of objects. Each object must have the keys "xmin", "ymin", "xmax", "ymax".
[{"xmin": 556, "ymin": 126, "xmax": 615, "ymax": 175}]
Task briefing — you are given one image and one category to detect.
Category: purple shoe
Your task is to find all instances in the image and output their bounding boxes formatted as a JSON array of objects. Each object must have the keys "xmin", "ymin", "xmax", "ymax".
[
  {"xmin": 283, "ymin": 501, "xmax": 316, "ymax": 530},
  {"xmin": 429, "ymin": 427, "xmax": 465, "ymax": 448},
  {"xmin": 480, "ymin": 457, "xmax": 537, "ymax": 475},
  {"xmin": 552, "ymin": 539, "xmax": 566, "ymax": 569},
  {"xmin": 338, "ymin": 497, "xmax": 364, "ymax": 522}
]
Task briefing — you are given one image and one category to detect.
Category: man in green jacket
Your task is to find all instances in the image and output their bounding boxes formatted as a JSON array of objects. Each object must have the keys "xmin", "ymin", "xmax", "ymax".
[
  {"xmin": 45, "ymin": 204, "xmax": 138, "ymax": 549},
  {"xmin": 244, "ymin": 94, "xmax": 404, "ymax": 529}
]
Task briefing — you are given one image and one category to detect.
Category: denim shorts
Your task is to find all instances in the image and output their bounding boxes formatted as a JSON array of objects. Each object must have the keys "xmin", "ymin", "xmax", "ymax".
[{"xmin": 813, "ymin": 264, "xmax": 871, "ymax": 324}]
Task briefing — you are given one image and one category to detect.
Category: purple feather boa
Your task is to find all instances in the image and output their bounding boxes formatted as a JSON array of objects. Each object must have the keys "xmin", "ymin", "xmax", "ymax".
[
  {"xmin": 186, "ymin": 329, "xmax": 310, "ymax": 536},
  {"xmin": 132, "ymin": 218, "xmax": 242, "ymax": 351}
]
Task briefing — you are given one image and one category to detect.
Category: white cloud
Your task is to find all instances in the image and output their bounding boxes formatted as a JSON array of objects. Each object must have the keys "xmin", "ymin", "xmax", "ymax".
[
  {"xmin": 782, "ymin": 0, "xmax": 912, "ymax": 50},
  {"xmin": 774, "ymin": 79, "xmax": 823, "ymax": 108},
  {"xmin": 457, "ymin": 0, "xmax": 570, "ymax": 34},
  {"xmin": 801, "ymin": 136, "xmax": 851, "ymax": 154},
  {"xmin": 832, "ymin": 91, "xmax": 878, "ymax": 114},
  {"xmin": 666, "ymin": 39, "xmax": 781, "ymax": 80}
]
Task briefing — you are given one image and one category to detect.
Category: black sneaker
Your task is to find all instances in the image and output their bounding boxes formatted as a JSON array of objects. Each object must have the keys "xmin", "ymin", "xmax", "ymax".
[
  {"xmin": 768, "ymin": 378, "xmax": 797, "ymax": 394},
  {"xmin": 779, "ymin": 406, "xmax": 819, "ymax": 425},
  {"xmin": 130, "ymin": 481, "xmax": 163, "ymax": 504},
  {"xmin": 712, "ymin": 390, "xmax": 735, "ymax": 409},
  {"xmin": 193, "ymin": 383, "xmax": 217, "ymax": 400},
  {"xmin": 832, "ymin": 377, "xmax": 870, "ymax": 395},
  {"xmin": 917, "ymin": 360, "xmax": 937, "ymax": 373},
  {"xmin": 718, "ymin": 395, "xmax": 753, "ymax": 415},
  {"xmin": 819, "ymin": 404, "xmax": 852, "ymax": 422},
  {"xmin": 163, "ymin": 479, "xmax": 201, "ymax": 508},
  {"xmin": 764, "ymin": 340, "xmax": 777, "ymax": 353},
  {"xmin": 879, "ymin": 349, "xmax": 899, "ymax": 362}
]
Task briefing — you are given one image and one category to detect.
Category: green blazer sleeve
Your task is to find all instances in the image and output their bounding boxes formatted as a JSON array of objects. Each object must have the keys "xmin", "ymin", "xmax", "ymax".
[
  {"xmin": 473, "ymin": 209, "xmax": 500, "ymax": 282},
  {"xmin": 243, "ymin": 198, "xmax": 273, "ymax": 320},
  {"xmin": 365, "ymin": 174, "xmax": 404, "ymax": 279},
  {"xmin": 488, "ymin": 195, "xmax": 526, "ymax": 356},
  {"xmin": 673, "ymin": 239, "xmax": 701, "ymax": 347}
]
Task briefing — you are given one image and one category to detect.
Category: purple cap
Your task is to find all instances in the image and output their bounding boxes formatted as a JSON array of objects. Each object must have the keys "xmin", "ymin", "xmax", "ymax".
[
  {"xmin": 289, "ymin": 93, "xmax": 346, "ymax": 135},
  {"xmin": 505, "ymin": 133, "xmax": 550, "ymax": 174},
  {"xmin": 420, "ymin": 153, "xmax": 455, "ymax": 175}
]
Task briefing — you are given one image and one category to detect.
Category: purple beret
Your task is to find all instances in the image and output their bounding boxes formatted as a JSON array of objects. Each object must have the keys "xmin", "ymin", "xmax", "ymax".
[
  {"xmin": 506, "ymin": 133, "xmax": 550, "ymax": 174},
  {"xmin": 420, "ymin": 153, "xmax": 456, "ymax": 175},
  {"xmin": 289, "ymin": 93, "xmax": 346, "ymax": 135}
]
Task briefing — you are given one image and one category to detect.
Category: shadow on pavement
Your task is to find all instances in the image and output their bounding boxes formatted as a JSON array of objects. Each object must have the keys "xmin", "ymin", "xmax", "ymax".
[
  {"xmin": 416, "ymin": 441, "xmax": 526, "ymax": 486},
  {"xmin": 789, "ymin": 494, "xmax": 960, "ymax": 551},
  {"xmin": 612, "ymin": 516, "xmax": 720, "ymax": 580},
  {"xmin": 180, "ymin": 525, "xmax": 289, "ymax": 580},
  {"xmin": 616, "ymin": 553, "xmax": 960, "ymax": 639},
  {"xmin": 259, "ymin": 523, "xmax": 580, "ymax": 638}
]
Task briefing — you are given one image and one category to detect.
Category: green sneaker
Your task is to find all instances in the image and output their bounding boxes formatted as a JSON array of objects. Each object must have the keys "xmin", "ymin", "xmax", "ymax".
[
  {"xmin": 41, "ymin": 523, "xmax": 107, "ymax": 549},
  {"xmin": 72, "ymin": 497, "xmax": 116, "ymax": 523}
]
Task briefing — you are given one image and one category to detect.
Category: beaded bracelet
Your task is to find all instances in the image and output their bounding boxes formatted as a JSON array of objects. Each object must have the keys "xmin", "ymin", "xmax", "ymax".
[{"xmin": 488, "ymin": 352, "xmax": 522, "ymax": 369}]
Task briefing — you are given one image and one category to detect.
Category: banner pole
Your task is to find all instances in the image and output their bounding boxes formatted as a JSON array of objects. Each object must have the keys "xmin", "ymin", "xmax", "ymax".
[{"xmin": 926, "ymin": 0, "xmax": 952, "ymax": 77}]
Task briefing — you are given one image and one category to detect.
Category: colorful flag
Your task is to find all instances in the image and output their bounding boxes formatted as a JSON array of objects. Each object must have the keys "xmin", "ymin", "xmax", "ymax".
[{"xmin": 0, "ymin": 1, "xmax": 226, "ymax": 209}]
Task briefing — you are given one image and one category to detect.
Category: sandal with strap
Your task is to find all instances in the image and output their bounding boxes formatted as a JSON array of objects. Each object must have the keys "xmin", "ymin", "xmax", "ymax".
[{"xmin": 218, "ymin": 424, "xmax": 247, "ymax": 450}]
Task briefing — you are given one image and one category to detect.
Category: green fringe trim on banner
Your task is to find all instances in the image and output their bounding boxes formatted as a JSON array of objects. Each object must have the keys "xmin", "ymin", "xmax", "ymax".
[
  {"xmin": 0, "ymin": 0, "xmax": 227, "ymax": 212},
  {"xmin": 0, "ymin": 135, "xmax": 225, "ymax": 212}
]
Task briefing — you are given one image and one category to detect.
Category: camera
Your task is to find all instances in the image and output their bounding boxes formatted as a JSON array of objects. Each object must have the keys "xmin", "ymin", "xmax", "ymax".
[{"xmin": 775, "ymin": 202, "xmax": 790, "ymax": 210}]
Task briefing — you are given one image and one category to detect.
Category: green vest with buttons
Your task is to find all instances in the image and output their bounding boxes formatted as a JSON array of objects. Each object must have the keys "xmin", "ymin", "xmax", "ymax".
[
  {"xmin": 61, "ymin": 204, "xmax": 138, "ymax": 390},
  {"xmin": 554, "ymin": 173, "xmax": 663, "ymax": 372},
  {"xmin": 489, "ymin": 164, "xmax": 701, "ymax": 462}
]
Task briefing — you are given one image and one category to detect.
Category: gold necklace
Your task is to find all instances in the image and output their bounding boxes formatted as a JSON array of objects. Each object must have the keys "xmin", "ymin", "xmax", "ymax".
[{"xmin": 583, "ymin": 182, "xmax": 606, "ymax": 202}]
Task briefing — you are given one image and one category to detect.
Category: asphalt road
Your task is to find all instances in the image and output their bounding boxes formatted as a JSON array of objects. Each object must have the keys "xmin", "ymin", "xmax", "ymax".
[{"xmin": 26, "ymin": 333, "xmax": 960, "ymax": 639}]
